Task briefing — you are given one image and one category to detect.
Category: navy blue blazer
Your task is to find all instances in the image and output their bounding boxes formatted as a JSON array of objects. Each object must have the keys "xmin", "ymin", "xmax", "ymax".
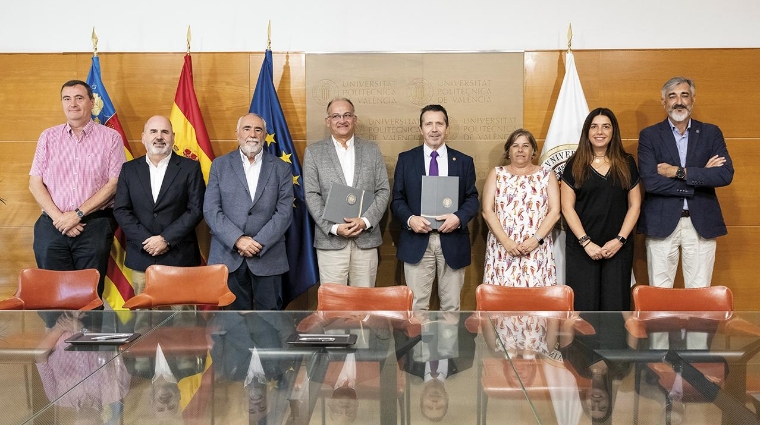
[
  {"xmin": 391, "ymin": 145, "xmax": 479, "ymax": 269},
  {"xmin": 113, "ymin": 152, "xmax": 205, "ymax": 271},
  {"xmin": 637, "ymin": 118, "xmax": 733, "ymax": 239}
]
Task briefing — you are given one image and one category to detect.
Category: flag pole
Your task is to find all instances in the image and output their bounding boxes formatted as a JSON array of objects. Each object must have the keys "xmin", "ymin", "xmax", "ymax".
[
  {"xmin": 567, "ymin": 23, "xmax": 573, "ymax": 53},
  {"xmin": 267, "ymin": 20, "xmax": 272, "ymax": 50},
  {"xmin": 186, "ymin": 25, "xmax": 192, "ymax": 54},
  {"xmin": 91, "ymin": 27, "xmax": 98, "ymax": 57}
]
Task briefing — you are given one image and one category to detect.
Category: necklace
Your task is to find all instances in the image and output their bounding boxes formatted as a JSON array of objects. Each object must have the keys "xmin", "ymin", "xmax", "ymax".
[{"xmin": 593, "ymin": 155, "xmax": 607, "ymax": 164}]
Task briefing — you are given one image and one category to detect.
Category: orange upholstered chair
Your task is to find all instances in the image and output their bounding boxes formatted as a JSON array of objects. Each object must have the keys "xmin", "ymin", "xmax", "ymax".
[
  {"xmin": 0, "ymin": 268, "xmax": 102, "ymax": 310},
  {"xmin": 629, "ymin": 285, "xmax": 734, "ymax": 425},
  {"xmin": 122, "ymin": 264, "xmax": 234, "ymax": 309},
  {"xmin": 476, "ymin": 284, "xmax": 574, "ymax": 312},
  {"xmin": 317, "ymin": 283, "xmax": 413, "ymax": 311},
  {"xmin": 470, "ymin": 284, "xmax": 592, "ymax": 425},
  {"xmin": 295, "ymin": 284, "xmax": 414, "ymax": 425}
]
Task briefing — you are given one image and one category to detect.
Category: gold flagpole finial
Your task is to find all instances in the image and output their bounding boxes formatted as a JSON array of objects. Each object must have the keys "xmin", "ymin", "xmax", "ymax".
[
  {"xmin": 567, "ymin": 23, "xmax": 573, "ymax": 53},
  {"xmin": 186, "ymin": 26, "xmax": 192, "ymax": 54},
  {"xmin": 267, "ymin": 20, "xmax": 272, "ymax": 50},
  {"xmin": 91, "ymin": 27, "xmax": 99, "ymax": 57}
]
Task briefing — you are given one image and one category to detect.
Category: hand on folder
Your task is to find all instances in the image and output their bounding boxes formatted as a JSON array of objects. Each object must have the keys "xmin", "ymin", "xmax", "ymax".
[
  {"xmin": 337, "ymin": 217, "xmax": 366, "ymax": 237},
  {"xmin": 411, "ymin": 214, "xmax": 460, "ymax": 233},
  {"xmin": 435, "ymin": 213, "xmax": 460, "ymax": 233}
]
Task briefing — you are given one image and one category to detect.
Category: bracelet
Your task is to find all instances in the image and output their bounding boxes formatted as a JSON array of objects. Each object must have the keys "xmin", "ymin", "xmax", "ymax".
[
  {"xmin": 581, "ymin": 239, "xmax": 592, "ymax": 248},
  {"xmin": 578, "ymin": 235, "xmax": 590, "ymax": 245}
]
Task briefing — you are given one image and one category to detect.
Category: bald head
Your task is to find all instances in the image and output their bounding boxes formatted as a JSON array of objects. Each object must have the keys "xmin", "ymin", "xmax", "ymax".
[{"xmin": 142, "ymin": 115, "xmax": 175, "ymax": 164}]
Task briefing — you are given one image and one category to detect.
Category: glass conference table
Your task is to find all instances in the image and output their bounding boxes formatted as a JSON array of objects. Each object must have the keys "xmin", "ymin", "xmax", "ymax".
[{"xmin": 3, "ymin": 310, "xmax": 760, "ymax": 424}]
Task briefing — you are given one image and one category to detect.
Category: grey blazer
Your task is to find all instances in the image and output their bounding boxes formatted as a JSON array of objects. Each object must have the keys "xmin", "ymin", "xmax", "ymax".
[
  {"xmin": 203, "ymin": 149, "xmax": 293, "ymax": 276},
  {"xmin": 303, "ymin": 136, "xmax": 390, "ymax": 250}
]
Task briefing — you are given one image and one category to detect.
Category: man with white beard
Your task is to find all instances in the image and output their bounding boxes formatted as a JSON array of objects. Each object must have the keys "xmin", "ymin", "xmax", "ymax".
[
  {"xmin": 114, "ymin": 116, "xmax": 205, "ymax": 296},
  {"xmin": 637, "ymin": 77, "xmax": 734, "ymax": 291},
  {"xmin": 204, "ymin": 113, "xmax": 293, "ymax": 310}
]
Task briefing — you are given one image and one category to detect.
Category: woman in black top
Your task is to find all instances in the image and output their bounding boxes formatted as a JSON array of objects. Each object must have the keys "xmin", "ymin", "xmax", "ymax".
[{"xmin": 561, "ymin": 108, "xmax": 641, "ymax": 311}]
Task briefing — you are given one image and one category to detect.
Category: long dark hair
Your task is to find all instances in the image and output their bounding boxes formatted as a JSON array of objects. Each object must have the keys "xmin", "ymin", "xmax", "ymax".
[{"xmin": 570, "ymin": 108, "xmax": 631, "ymax": 189}]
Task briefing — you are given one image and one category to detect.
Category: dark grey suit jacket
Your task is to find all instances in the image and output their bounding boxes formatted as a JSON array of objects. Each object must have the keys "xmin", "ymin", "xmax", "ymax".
[
  {"xmin": 303, "ymin": 136, "xmax": 389, "ymax": 250},
  {"xmin": 203, "ymin": 149, "xmax": 293, "ymax": 276},
  {"xmin": 113, "ymin": 152, "xmax": 205, "ymax": 271}
]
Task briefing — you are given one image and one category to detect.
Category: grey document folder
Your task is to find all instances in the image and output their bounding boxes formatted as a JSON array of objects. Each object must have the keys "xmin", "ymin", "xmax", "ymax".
[
  {"xmin": 322, "ymin": 182, "xmax": 375, "ymax": 223},
  {"xmin": 420, "ymin": 176, "xmax": 459, "ymax": 230}
]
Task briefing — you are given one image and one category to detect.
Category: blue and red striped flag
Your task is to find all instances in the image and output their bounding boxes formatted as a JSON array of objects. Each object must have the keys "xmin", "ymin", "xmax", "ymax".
[
  {"xmin": 250, "ymin": 49, "xmax": 319, "ymax": 306},
  {"xmin": 86, "ymin": 55, "xmax": 135, "ymax": 311}
]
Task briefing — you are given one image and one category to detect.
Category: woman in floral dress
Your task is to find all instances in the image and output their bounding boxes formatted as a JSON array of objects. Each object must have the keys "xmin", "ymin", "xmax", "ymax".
[{"xmin": 482, "ymin": 129, "xmax": 561, "ymax": 355}]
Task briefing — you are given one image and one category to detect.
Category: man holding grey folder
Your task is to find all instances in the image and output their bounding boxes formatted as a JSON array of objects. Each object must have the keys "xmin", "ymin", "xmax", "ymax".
[
  {"xmin": 391, "ymin": 104, "xmax": 479, "ymax": 311},
  {"xmin": 304, "ymin": 98, "xmax": 390, "ymax": 287}
]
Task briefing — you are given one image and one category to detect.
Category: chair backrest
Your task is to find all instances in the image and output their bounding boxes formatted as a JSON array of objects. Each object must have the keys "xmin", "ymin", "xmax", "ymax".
[
  {"xmin": 0, "ymin": 268, "xmax": 102, "ymax": 310},
  {"xmin": 122, "ymin": 264, "xmax": 234, "ymax": 309},
  {"xmin": 475, "ymin": 284, "xmax": 574, "ymax": 312},
  {"xmin": 632, "ymin": 285, "xmax": 733, "ymax": 312},
  {"xmin": 317, "ymin": 284, "xmax": 413, "ymax": 311}
]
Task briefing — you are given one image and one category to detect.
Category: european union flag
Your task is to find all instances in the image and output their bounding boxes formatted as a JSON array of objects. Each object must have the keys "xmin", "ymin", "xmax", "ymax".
[{"xmin": 250, "ymin": 49, "xmax": 319, "ymax": 306}]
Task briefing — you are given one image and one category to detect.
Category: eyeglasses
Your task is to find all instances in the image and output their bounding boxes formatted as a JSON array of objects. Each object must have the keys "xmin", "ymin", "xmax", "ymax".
[{"xmin": 328, "ymin": 113, "xmax": 355, "ymax": 121}]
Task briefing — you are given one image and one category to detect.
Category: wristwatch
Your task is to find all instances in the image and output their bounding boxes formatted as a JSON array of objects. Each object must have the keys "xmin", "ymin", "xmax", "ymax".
[
  {"xmin": 616, "ymin": 235, "xmax": 627, "ymax": 245},
  {"xmin": 535, "ymin": 235, "xmax": 544, "ymax": 245},
  {"xmin": 75, "ymin": 208, "xmax": 84, "ymax": 218},
  {"xmin": 675, "ymin": 166, "xmax": 686, "ymax": 180}
]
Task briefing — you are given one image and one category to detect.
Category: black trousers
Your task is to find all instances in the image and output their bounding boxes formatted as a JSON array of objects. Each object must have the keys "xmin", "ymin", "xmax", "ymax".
[
  {"xmin": 227, "ymin": 262, "xmax": 283, "ymax": 311},
  {"xmin": 566, "ymin": 238, "xmax": 634, "ymax": 311},
  {"xmin": 33, "ymin": 211, "xmax": 115, "ymax": 297}
]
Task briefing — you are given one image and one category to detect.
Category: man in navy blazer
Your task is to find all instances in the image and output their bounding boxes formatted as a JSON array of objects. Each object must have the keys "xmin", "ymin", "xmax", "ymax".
[
  {"xmin": 638, "ymin": 77, "xmax": 733, "ymax": 289},
  {"xmin": 114, "ymin": 116, "xmax": 205, "ymax": 295},
  {"xmin": 204, "ymin": 113, "xmax": 293, "ymax": 310},
  {"xmin": 391, "ymin": 104, "xmax": 479, "ymax": 311}
]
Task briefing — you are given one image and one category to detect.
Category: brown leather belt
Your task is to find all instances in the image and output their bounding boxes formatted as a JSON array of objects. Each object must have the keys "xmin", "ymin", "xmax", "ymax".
[{"xmin": 681, "ymin": 210, "xmax": 690, "ymax": 218}]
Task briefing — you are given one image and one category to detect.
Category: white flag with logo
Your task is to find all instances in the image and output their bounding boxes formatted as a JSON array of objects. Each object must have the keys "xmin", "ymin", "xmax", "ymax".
[{"xmin": 539, "ymin": 51, "xmax": 589, "ymax": 286}]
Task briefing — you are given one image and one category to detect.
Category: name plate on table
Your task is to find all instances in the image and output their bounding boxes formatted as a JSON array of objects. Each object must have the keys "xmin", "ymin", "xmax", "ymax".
[
  {"xmin": 322, "ymin": 182, "xmax": 374, "ymax": 224},
  {"xmin": 420, "ymin": 176, "xmax": 459, "ymax": 230}
]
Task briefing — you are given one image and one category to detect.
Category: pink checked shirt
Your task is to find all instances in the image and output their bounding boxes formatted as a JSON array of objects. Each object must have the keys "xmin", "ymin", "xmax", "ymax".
[{"xmin": 29, "ymin": 120, "xmax": 126, "ymax": 212}]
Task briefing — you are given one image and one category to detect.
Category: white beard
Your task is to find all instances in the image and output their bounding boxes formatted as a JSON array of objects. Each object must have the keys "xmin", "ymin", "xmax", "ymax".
[{"xmin": 668, "ymin": 108, "xmax": 690, "ymax": 123}]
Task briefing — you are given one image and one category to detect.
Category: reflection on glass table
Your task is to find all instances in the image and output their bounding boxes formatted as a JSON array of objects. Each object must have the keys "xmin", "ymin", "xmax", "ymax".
[
  {"xmin": 22, "ymin": 311, "xmax": 552, "ymax": 424},
  {"xmin": 487, "ymin": 311, "xmax": 760, "ymax": 425},
  {"xmin": 0, "ymin": 310, "xmax": 173, "ymax": 424}
]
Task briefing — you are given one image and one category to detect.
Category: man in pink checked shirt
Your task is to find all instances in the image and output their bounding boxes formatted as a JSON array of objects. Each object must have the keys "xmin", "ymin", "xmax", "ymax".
[{"xmin": 29, "ymin": 80, "xmax": 126, "ymax": 310}]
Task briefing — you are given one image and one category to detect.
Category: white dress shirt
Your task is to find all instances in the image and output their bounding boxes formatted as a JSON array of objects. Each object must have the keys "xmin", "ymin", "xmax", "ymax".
[
  {"xmin": 330, "ymin": 136, "xmax": 371, "ymax": 234},
  {"xmin": 146, "ymin": 154, "xmax": 172, "ymax": 203},
  {"xmin": 240, "ymin": 148, "xmax": 264, "ymax": 202}
]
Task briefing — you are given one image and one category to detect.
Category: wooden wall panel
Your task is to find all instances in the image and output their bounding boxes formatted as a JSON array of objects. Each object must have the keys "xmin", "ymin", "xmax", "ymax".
[
  {"xmin": 0, "ymin": 49, "xmax": 757, "ymax": 311},
  {"xmin": 526, "ymin": 49, "xmax": 760, "ymax": 140},
  {"xmin": 0, "ymin": 54, "xmax": 79, "ymax": 140}
]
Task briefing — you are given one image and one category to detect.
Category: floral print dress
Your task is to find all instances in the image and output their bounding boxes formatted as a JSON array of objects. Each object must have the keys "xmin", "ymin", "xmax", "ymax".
[{"xmin": 483, "ymin": 165, "xmax": 557, "ymax": 354}]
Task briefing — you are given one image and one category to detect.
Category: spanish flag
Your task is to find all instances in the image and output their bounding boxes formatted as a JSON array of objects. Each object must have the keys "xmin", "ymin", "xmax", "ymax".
[
  {"xmin": 169, "ymin": 54, "xmax": 214, "ymax": 183},
  {"xmin": 86, "ymin": 55, "xmax": 136, "ymax": 311},
  {"xmin": 169, "ymin": 54, "xmax": 215, "ymax": 262}
]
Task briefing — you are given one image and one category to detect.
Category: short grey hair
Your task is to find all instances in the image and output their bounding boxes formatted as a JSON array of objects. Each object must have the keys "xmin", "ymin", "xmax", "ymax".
[
  {"xmin": 661, "ymin": 77, "xmax": 695, "ymax": 99},
  {"xmin": 236, "ymin": 113, "xmax": 267, "ymax": 134}
]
